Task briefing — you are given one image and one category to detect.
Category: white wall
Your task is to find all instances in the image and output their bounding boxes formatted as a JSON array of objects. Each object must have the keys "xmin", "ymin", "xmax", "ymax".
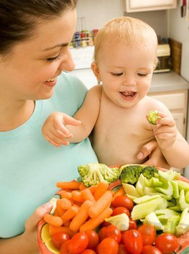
[
  {"xmin": 76, "ymin": 0, "xmax": 167, "ymax": 37},
  {"xmin": 76, "ymin": 0, "xmax": 123, "ymax": 30},
  {"xmin": 168, "ymin": 1, "xmax": 189, "ymax": 177},
  {"xmin": 168, "ymin": 2, "xmax": 189, "ymax": 81}
]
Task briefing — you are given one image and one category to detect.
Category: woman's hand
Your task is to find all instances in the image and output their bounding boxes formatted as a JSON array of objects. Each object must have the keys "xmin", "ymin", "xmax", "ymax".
[
  {"xmin": 0, "ymin": 202, "xmax": 52, "ymax": 254},
  {"xmin": 137, "ymin": 139, "xmax": 170, "ymax": 169}
]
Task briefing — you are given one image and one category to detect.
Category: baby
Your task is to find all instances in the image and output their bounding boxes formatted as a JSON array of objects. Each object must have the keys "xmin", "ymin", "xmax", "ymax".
[{"xmin": 42, "ymin": 16, "xmax": 189, "ymax": 169}]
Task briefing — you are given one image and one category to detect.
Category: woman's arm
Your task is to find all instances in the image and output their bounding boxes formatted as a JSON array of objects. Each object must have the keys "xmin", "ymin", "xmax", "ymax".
[{"xmin": 0, "ymin": 203, "xmax": 52, "ymax": 254}]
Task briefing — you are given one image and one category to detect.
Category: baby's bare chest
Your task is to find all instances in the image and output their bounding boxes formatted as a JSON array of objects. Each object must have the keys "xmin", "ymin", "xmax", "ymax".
[
  {"xmin": 92, "ymin": 103, "xmax": 154, "ymax": 164},
  {"xmin": 95, "ymin": 102, "xmax": 152, "ymax": 141}
]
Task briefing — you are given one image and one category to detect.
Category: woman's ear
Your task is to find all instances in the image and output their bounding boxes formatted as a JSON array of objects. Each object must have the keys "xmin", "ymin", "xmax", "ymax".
[{"xmin": 91, "ymin": 61, "xmax": 101, "ymax": 81}]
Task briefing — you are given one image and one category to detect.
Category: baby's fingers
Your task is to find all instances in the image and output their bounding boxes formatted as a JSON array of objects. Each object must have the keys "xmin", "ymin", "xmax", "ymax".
[
  {"xmin": 157, "ymin": 117, "xmax": 175, "ymax": 127},
  {"xmin": 63, "ymin": 114, "xmax": 81, "ymax": 127},
  {"xmin": 156, "ymin": 132, "xmax": 175, "ymax": 140},
  {"xmin": 46, "ymin": 131, "xmax": 70, "ymax": 146}
]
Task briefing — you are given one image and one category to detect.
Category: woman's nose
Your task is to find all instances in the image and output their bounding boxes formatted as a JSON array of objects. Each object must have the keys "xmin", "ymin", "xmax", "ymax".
[{"xmin": 59, "ymin": 49, "xmax": 75, "ymax": 72}]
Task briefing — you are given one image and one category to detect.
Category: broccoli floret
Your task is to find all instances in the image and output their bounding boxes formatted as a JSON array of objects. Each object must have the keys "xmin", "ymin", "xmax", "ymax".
[
  {"xmin": 78, "ymin": 163, "xmax": 120, "ymax": 187},
  {"xmin": 147, "ymin": 110, "xmax": 161, "ymax": 125},
  {"xmin": 120, "ymin": 164, "xmax": 158, "ymax": 184},
  {"xmin": 120, "ymin": 165, "xmax": 144, "ymax": 184},
  {"xmin": 142, "ymin": 166, "xmax": 158, "ymax": 179}
]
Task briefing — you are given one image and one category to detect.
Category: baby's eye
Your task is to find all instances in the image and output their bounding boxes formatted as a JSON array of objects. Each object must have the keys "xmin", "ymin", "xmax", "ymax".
[
  {"xmin": 138, "ymin": 73, "xmax": 148, "ymax": 77},
  {"xmin": 111, "ymin": 72, "xmax": 123, "ymax": 76}
]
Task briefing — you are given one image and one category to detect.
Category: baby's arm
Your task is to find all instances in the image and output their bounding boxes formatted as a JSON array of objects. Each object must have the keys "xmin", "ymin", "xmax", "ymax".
[
  {"xmin": 42, "ymin": 112, "xmax": 81, "ymax": 146},
  {"xmin": 42, "ymin": 85, "xmax": 101, "ymax": 146},
  {"xmin": 148, "ymin": 107, "xmax": 189, "ymax": 169}
]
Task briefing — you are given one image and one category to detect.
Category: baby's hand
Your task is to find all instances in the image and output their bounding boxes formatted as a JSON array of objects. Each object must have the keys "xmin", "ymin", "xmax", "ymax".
[
  {"xmin": 148, "ymin": 111, "xmax": 177, "ymax": 150},
  {"xmin": 42, "ymin": 112, "xmax": 81, "ymax": 147}
]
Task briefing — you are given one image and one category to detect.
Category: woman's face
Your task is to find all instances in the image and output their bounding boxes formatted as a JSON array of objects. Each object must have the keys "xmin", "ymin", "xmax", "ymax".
[{"xmin": 0, "ymin": 8, "xmax": 77, "ymax": 101}]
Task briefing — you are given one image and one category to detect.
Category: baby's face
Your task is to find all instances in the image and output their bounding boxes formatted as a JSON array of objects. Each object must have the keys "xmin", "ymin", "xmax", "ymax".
[{"xmin": 95, "ymin": 39, "xmax": 156, "ymax": 109}]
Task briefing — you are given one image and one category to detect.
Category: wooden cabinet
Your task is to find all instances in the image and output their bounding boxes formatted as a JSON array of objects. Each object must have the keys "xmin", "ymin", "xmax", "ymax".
[
  {"xmin": 123, "ymin": 0, "xmax": 177, "ymax": 13},
  {"xmin": 149, "ymin": 89, "xmax": 188, "ymax": 137}
]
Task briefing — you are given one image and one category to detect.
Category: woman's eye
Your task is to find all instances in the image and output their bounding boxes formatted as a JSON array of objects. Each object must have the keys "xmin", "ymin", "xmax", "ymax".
[
  {"xmin": 111, "ymin": 72, "xmax": 123, "ymax": 76},
  {"xmin": 46, "ymin": 55, "xmax": 61, "ymax": 62}
]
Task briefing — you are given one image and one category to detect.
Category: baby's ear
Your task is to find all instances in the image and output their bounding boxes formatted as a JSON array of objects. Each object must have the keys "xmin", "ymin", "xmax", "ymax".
[{"xmin": 91, "ymin": 61, "xmax": 101, "ymax": 81}]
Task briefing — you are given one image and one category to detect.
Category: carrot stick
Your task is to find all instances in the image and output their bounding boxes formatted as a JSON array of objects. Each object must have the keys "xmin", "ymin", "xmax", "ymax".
[
  {"xmin": 69, "ymin": 200, "xmax": 94, "ymax": 232},
  {"xmin": 48, "ymin": 224, "xmax": 73, "ymax": 236},
  {"xmin": 94, "ymin": 182, "xmax": 109, "ymax": 200},
  {"xmin": 88, "ymin": 190, "xmax": 113, "ymax": 218},
  {"xmin": 44, "ymin": 214, "xmax": 63, "ymax": 227},
  {"xmin": 81, "ymin": 188, "xmax": 95, "ymax": 202},
  {"xmin": 56, "ymin": 180, "xmax": 80, "ymax": 190},
  {"xmin": 71, "ymin": 190, "xmax": 85, "ymax": 203},
  {"xmin": 59, "ymin": 198, "xmax": 72, "ymax": 210},
  {"xmin": 80, "ymin": 207, "xmax": 113, "ymax": 232},
  {"xmin": 61, "ymin": 205, "xmax": 79, "ymax": 223},
  {"xmin": 113, "ymin": 186, "xmax": 125, "ymax": 198},
  {"xmin": 54, "ymin": 199, "xmax": 65, "ymax": 216},
  {"xmin": 89, "ymin": 185, "xmax": 98, "ymax": 194},
  {"xmin": 57, "ymin": 190, "xmax": 72, "ymax": 200},
  {"xmin": 79, "ymin": 182, "xmax": 87, "ymax": 190}
]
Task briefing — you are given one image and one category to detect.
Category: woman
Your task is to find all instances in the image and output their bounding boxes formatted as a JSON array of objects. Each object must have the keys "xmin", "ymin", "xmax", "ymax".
[{"xmin": 0, "ymin": 1, "xmax": 165, "ymax": 253}]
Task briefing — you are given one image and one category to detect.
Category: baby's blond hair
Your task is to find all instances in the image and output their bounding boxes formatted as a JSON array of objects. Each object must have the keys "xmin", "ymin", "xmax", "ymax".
[{"xmin": 94, "ymin": 16, "xmax": 158, "ymax": 65}]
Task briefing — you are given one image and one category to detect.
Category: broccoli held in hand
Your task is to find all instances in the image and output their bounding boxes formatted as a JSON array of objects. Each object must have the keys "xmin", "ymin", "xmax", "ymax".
[
  {"xmin": 147, "ymin": 110, "xmax": 161, "ymax": 125},
  {"xmin": 78, "ymin": 163, "xmax": 120, "ymax": 187},
  {"xmin": 120, "ymin": 164, "xmax": 158, "ymax": 184}
]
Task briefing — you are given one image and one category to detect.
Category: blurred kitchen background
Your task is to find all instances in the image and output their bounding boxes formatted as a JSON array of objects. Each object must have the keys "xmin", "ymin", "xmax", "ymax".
[{"xmin": 70, "ymin": 0, "xmax": 189, "ymax": 177}]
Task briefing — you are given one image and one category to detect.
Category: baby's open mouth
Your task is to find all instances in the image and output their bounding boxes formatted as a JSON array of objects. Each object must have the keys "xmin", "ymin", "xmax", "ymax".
[{"xmin": 120, "ymin": 91, "xmax": 137, "ymax": 98}]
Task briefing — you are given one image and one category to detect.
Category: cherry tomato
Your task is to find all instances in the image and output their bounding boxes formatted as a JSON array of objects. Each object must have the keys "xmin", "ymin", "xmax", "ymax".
[
  {"xmin": 60, "ymin": 240, "xmax": 72, "ymax": 254},
  {"xmin": 129, "ymin": 220, "xmax": 137, "ymax": 230},
  {"xmin": 111, "ymin": 195, "xmax": 134, "ymax": 211},
  {"xmin": 85, "ymin": 230, "xmax": 99, "ymax": 249},
  {"xmin": 97, "ymin": 237, "xmax": 119, "ymax": 254},
  {"xmin": 67, "ymin": 232, "xmax": 89, "ymax": 254},
  {"xmin": 178, "ymin": 231, "xmax": 189, "ymax": 251},
  {"xmin": 142, "ymin": 245, "xmax": 162, "ymax": 254},
  {"xmin": 112, "ymin": 207, "xmax": 130, "ymax": 217},
  {"xmin": 51, "ymin": 231, "xmax": 70, "ymax": 249},
  {"xmin": 99, "ymin": 225, "xmax": 122, "ymax": 243},
  {"xmin": 155, "ymin": 233, "xmax": 179, "ymax": 254},
  {"xmin": 118, "ymin": 244, "xmax": 129, "ymax": 254},
  {"xmin": 98, "ymin": 226, "xmax": 107, "ymax": 241},
  {"xmin": 82, "ymin": 250, "xmax": 96, "ymax": 254},
  {"xmin": 138, "ymin": 224, "xmax": 156, "ymax": 245},
  {"xmin": 122, "ymin": 229, "xmax": 143, "ymax": 254},
  {"xmin": 101, "ymin": 221, "xmax": 111, "ymax": 227}
]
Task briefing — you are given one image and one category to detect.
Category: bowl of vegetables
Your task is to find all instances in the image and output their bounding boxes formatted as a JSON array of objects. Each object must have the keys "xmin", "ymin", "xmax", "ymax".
[{"xmin": 37, "ymin": 163, "xmax": 189, "ymax": 254}]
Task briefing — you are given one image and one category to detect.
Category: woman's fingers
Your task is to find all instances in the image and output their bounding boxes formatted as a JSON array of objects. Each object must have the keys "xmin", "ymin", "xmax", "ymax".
[
  {"xmin": 25, "ymin": 202, "xmax": 52, "ymax": 232},
  {"xmin": 145, "ymin": 146, "xmax": 170, "ymax": 169},
  {"xmin": 137, "ymin": 139, "xmax": 157, "ymax": 160}
]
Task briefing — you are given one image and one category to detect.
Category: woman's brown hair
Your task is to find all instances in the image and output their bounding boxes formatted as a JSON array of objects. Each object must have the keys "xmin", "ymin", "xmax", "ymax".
[{"xmin": 0, "ymin": 0, "xmax": 77, "ymax": 54}]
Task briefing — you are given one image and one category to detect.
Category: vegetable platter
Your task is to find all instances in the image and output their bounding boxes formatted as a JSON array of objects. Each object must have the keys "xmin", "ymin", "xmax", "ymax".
[{"xmin": 37, "ymin": 163, "xmax": 189, "ymax": 254}]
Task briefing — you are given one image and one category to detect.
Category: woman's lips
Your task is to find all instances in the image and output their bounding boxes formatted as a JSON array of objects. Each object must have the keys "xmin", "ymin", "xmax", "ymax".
[{"xmin": 44, "ymin": 79, "xmax": 57, "ymax": 87}]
